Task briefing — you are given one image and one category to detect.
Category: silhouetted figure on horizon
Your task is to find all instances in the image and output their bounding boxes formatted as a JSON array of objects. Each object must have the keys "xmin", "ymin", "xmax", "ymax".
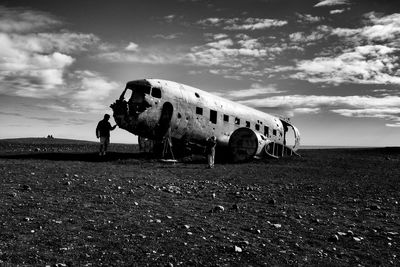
[{"xmin": 96, "ymin": 114, "xmax": 117, "ymax": 156}]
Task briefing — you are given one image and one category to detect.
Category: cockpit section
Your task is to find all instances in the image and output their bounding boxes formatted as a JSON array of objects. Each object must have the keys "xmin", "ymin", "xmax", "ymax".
[
  {"xmin": 119, "ymin": 81, "xmax": 153, "ymax": 116},
  {"xmin": 110, "ymin": 80, "xmax": 164, "ymax": 138}
]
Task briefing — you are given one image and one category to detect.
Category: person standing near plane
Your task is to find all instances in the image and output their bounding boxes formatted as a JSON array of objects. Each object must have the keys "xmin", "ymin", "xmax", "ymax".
[
  {"xmin": 96, "ymin": 114, "xmax": 117, "ymax": 156},
  {"xmin": 205, "ymin": 136, "xmax": 217, "ymax": 168}
]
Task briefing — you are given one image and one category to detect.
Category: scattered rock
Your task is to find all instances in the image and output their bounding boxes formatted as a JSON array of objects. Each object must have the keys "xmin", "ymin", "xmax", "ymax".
[
  {"xmin": 272, "ymin": 223, "xmax": 282, "ymax": 229},
  {"xmin": 210, "ymin": 205, "xmax": 225, "ymax": 213},
  {"xmin": 238, "ymin": 240, "xmax": 250, "ymax": 246},
  {"xmin": 21, "ymin": 184, "xmax": 32, "ymax": 191},
  {"xmin": 313, "ymin": 218, "xmax": 321, "ymax": 224},
  {"xmin": 234, "ymin": 245, "xmax": 242, "ymax": 252},
  {"xmin": 369, "ymin": 204, "xmax": 381, "ymax": 210},
  {"xmin": 347, "ymin": 230, "xmax": 354, "ymax": 236},
  {"xmin": 328, "ymin": 234, "xmax": 339, "ymax": 242},
  {"xmin": 231, "ymin": 204, "xmax": 239, "ymax": 210},
  {"xmin": 165, "ymin": 185, "xmax": 181, "ymax": 194}
]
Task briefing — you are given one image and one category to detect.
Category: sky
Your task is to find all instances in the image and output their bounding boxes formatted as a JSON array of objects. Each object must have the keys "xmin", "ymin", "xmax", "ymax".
[{"xmin": 0, "ymin": 0, "xmax": 400, "ymax": 146}]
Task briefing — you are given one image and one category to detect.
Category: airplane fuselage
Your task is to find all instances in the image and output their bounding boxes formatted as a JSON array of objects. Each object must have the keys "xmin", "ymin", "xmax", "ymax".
[{"xmin": 111, "ymin": 79, "xmax": 300, "ymax": 161}]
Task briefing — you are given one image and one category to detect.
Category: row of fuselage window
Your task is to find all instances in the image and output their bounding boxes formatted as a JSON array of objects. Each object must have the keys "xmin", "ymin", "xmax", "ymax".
[
  {"xmin": 138, "ymin": 86, "xmax": 281, "ymax": 138},
  {"xmin": 194, "ymin": 106, "xmax": 280, "ymax": 138}
]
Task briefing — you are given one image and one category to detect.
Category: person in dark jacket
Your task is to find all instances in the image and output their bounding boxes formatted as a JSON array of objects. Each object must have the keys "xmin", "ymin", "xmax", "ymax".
[
  {"xmin": 96, "ymin": 114, "xmax": 117, "ymax": 156},
  {"xmin": 205, "ymin": 136, "xmax": 217, "ymax": 168}
]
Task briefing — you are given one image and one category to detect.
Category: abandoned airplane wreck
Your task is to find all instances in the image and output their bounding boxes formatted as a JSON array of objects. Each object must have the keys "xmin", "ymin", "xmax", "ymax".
[{"xmin": 110, "ymin": 79, "xmax": 300, "ymax": 162}]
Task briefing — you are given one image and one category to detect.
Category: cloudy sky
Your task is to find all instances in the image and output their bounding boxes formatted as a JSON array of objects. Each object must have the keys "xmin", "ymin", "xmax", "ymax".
[{"xmin": 1, "ymin": 0, "xmax": 400, "ymax": 146}]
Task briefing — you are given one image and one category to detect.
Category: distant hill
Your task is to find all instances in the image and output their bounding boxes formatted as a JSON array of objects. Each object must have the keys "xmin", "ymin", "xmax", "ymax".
[
  {"xmin": 0, "ymin": 137, "xmax": 97, "ymax": 145},
  {"xmin": 0, "ymin": 137, "xmax": 138, "ymax": 154}
]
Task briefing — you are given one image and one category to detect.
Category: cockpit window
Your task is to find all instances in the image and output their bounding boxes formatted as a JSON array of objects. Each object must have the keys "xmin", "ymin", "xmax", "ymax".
[
  {"xmin": 123, "ymin": 89, "xmax": 133, "ymax": 101},
  {"xmin": 151, "ymin": 87, "xmax": 162, "ymax": 98}
]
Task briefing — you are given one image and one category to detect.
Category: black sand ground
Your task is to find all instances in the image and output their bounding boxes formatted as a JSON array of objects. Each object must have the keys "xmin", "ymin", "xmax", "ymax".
[{"xmin": 0, "ymin": 138, "xmax": 399, "ymax": 266}]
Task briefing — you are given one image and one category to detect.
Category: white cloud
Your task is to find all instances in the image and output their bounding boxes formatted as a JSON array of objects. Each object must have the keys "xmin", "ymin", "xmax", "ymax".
[
  {"xmin": 36, "ymin": 32, "xmax": 99, "ymax": 53},
  {"xmin": 314, "ymin": 0, "xmax": 349, "ymax": 7},
  {"xmin": 362, "ymin": 13, "xmax": 400, "ymax": 42},
  {"xmin": 198, "ymin": 17, "xmax": 287, "ymax": 30},
  {"xmin": 225, "ymin": 18, "xmax": 287, "ymax": 30},
  {"xmin": 207, "ymin": 38, "xmax": 234, "ymax": 49},
  {"xmin": 296, "ymin": 14, "xmax": 322, "ymax": 23},
  {"xmin": 239, "ymin": 94, "xmax": 400, "ymax": 124},
  {"xmin": 70, "ymin": 70, "xmax": 120, "ymax": 111},
  {"xmin": 0, "ymin": 5, "xmax": 117, "ymax": 113},
  {"xmin": 0, "ymin": 6, "xmax": 61, "ymax": 33},
  {"xmin": 0, "ymin": 31, "xmax": 97, "ymax": 97},
  {"xmin": 331, "ymin": 108, "xmax": 400, "ymax": 127},
  {"xmin": 213, "ymin": 33, "xmax": 229, "ymax": 40},
  {"xmin": 293, "ymin": 107, "xmax": 321, "ymax": 114},
  {"xmin": 164, "ymin": 14, "xmax": 176, "ymax": 23},
  {"xmin": 98, "ymin": 50, "xmax": 184, "ymax": 65},
  {"xmin": 386, "ymin": 123, "xmax": 400, "ymax": 127},
  {"xmin": 330, "ymin": 9, "xmax": 345, "ymax": 14},
  {"xmin": 331, "ymin": 108, "xmax": 400, "ymax": 118},
  {"xmin": 198, "ymin": 18, "xmax": 222, "ymax": 26},
  {"xmin": 0, "ymin": 31, "xmax": 75, "ymax": 96},
  {"xmin": 332, "ymin": 13, "xmax": 400, "ymax": 45},
  {"xmin": 98, "ymin": 19, "xmax": 295, "ymax": 76},
  {"xmin": 153, "ymin": 33, "xmax": 181, "ymax": 40},
  {"xmin": 125, "ymin": 42, "xmax": 139, "ymax": 51},
  {"xmin": 216, "ymin": 83, "xmax": 285, "ymax": 99},
  {"xmin": 186, "ymin": 33, "xmax": 301, "ymax": 69},
  {"xmin": 292, "ymin": 45, "xmax": 400, "ymax": 85},
  {"xmin": 289, "ymin": 31, "xmax": 326, "ymax": 43}
]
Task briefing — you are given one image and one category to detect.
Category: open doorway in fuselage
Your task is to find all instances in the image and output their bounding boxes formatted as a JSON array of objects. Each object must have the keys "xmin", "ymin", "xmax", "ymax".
[
  {"xmin": 285, "ymin": 126, "xmax": 296, "ymax": 148},
  {"xmin": 155, "ymin": 102, "xmax": 173, "ymax": 138},
  {"xmin": 281, "ymin": 120, "xmax": 296, "ymax": 148}
]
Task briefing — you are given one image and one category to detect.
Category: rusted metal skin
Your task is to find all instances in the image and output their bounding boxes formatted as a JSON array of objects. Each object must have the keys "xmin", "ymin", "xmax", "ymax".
[{"xmin": 110, "ymin": 79, "xmax": 301, "ymax": 158}]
